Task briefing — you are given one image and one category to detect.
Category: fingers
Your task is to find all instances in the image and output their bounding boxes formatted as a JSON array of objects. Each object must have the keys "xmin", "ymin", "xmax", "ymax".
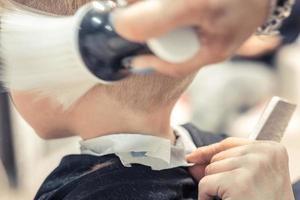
[
  {"xmin": 112, "ymin": 0, "xmax": 264, "ymax": 78},
  {"xmin": 210, "ymin": 145, "xmax": 248, "ymax": 163},
  {"xmin": 188, "ymin": 141, "xmax": 251, "ymax": 182},
  {"xmin": 188, "ymin": 147, "xmax": 249, "ymax": 181},
  {"xmin": 186, "ymin": 138, "xmax": 251, "ymax": 165},
  {"xmin": 188, "ymin": 164, "xmax": 206, "ymax": 182},
  {"xmin": 128, "ymin": 42, "xmax": 224, "ymax": 77},
  {"xmin": 205, "ymin": 157, "xmax": 244, "ymax": 176},
  {"xmin": 192, "ymin": 139, "xmax": 290, "ymax": 200},
  {"xmin": 198, "ymin": 170, "xmax": 235, "ymax": 200},
  {"xmin": 126, "ymin": 35, "xmax": 236, "ymax": 77},
  {"xmin": 114, "ymin": 0, "xmax": 240, "ymax": 77},
  {"xmin": 186, "ymin": 144, "xmax": 221, "ymax": 165},
  {"xmin": 113, "ymin": 0, "xmax": 178, "ymax": 41},
  {"xmin": 188, "ymin": 155, "xmax": 244, "ymax": 182}
]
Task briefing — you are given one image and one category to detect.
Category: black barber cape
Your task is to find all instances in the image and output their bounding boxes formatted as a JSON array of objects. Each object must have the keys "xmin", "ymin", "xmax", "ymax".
[
  {"xmin": 294, "ymin": 180, "xmax": 300, "ymax": 200},
  {"xmin": 34, "ymin": 124, "xmax": 226, "ymax": 200}
]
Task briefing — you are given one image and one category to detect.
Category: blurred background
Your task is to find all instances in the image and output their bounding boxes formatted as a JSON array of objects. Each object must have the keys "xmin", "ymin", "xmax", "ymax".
[{"xmin": 1, "ymin": 1, "xmax": 300, "ymax": 199}]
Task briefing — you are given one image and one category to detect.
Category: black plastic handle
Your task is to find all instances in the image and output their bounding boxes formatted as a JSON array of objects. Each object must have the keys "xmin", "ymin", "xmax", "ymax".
[{"xmin": 78, "ymin": 4, "xmax": 151, "ymax": 82}]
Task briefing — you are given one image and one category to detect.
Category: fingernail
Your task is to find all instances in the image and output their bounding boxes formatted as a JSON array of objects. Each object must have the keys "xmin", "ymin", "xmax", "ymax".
[{"xmin": 130, "ymin": 67, "xmax": 155, "ymax": 75}]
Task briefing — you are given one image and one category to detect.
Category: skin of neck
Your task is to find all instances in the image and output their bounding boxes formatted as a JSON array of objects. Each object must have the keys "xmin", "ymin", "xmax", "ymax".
[
  {"xmin": 11, "ymin": 87, "xmax": 179, "ymax": 143},
  {"xmin": 69, "ymin": 88, "xmax": 177, "ymax": 143}
]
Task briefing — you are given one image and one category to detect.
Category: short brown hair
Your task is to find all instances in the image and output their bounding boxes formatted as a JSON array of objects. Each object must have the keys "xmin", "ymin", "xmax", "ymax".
[{"xmin": 13, "ymin": 0, "xmax": 91, "ymax": 15}]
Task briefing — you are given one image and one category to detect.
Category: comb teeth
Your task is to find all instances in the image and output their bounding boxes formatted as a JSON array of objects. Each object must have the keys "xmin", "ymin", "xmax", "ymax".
[{"xmin": 249, "ymin": 96, "xmax": 297, "ymax": 142}]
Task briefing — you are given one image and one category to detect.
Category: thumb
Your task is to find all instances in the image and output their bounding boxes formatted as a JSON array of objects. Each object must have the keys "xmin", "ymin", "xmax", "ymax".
[
  {"xmin": 186, "ymin": 138, "xmax": 251, "ymax": 165},
  {"xmin": 188, "ymin": 164, "xmax": 206, "ymax": 182},
  {"xmin": 113, "ymin": 0, "xmax": 205, "ymax": 42}
]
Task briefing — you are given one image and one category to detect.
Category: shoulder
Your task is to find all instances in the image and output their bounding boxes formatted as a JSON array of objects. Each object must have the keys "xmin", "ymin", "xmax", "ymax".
[
  {"xmin": 34, "ymin": 154, "xmax": 198, "ymax": 200},
  {"xmin": 34, "ymin": 154, "xmax": 119, "ymax": 200}
]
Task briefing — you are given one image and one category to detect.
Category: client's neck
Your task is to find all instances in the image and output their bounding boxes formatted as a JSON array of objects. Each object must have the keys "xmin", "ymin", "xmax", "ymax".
[{"xmin": 70, "ymin": 91, "xmax": 176, "ymax": 143}]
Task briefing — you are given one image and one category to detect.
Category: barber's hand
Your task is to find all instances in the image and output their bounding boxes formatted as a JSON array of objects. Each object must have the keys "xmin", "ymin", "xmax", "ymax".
[
  {"xmin": 186, "ymin": 138, "xmax": 295, "ymax": 200},
  {"xmin": 114, "ymin": 0, "xmax": 271, "ymax": 77}
]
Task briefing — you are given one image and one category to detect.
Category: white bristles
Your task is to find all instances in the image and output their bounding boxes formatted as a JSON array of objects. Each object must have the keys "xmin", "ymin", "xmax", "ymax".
[{"xmin": 0, "ymin": 2, "xmax": 100, "ymax": 108}]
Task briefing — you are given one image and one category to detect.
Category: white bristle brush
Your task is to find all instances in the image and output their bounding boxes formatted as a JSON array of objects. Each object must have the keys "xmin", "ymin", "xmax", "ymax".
[
  {"xmin": 0, "ymin": 0, "xmax": 200, "ymax": 109},
  {"xmin": 0, "ymin": 1, "xmax": 100, "ymax": 108}
]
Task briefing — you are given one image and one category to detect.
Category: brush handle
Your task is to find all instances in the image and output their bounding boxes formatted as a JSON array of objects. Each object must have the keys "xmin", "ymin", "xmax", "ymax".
[
  {"xmin": 78, "ymin": 6, "xmax": 149, "ymax": 82},
  {"xmin": 77, "ymin": 1, "xmax": 200, "ymax": 82},
  {"xmin": 147, "ymin": 27, "xmax": 200, "ymax": 63}
]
